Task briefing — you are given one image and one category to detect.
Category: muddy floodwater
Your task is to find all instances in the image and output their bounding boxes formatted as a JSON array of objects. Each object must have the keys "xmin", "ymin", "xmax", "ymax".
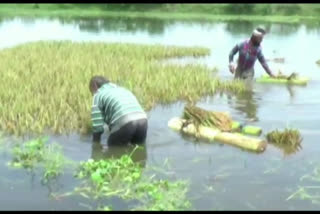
[{"xmin": 0, "ymin": 17, "xmax": 320, "ymax": 210}]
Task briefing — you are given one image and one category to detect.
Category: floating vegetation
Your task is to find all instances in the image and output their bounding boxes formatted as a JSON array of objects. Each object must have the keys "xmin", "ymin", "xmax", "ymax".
[
  {"xmin": 53, "ymin": 146, "xmax": 191, "ymax": 211},
  {"xmin": 7, "ymin": 137, "xmax": 73, "ymax": 182},
  {"xmin": 183, "ymin": 105, "xmax": 233, "ymax": 132},
  {"xmin": 0, "ymin": 41, "xmax": 250, "ymax": 136},
  {"xmin": 266, "ymin": 128, "xmax": 302, "ymax": 155}
]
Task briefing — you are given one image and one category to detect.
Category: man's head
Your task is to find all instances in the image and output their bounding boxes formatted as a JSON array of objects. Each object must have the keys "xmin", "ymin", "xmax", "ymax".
[
  {"xmin": 89, "ymin": 75, "xmax": 109, "ymax": 95},
  {"xmin": 250, "ymin": 27, "xmax": 266, "ymax": 47}
]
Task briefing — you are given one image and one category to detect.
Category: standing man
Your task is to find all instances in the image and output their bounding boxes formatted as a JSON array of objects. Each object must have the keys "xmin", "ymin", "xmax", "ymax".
[
  {"xmin": 229, "ymin": 27, "xmax": 275, "ymax": 80},
  {"xmin": 89, "ymin": 75, "xmax": 148, "ymax": 146}
]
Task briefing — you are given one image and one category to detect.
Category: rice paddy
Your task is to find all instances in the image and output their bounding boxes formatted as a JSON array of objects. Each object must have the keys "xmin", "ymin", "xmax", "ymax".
[{"xmin": 0, "ymin": 41, "xmax": 245, "ymax": 136}]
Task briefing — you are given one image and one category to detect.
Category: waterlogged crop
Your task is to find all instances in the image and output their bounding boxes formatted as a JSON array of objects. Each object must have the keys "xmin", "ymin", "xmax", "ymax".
[
  {"xmin": 8, "ymin": 137, "xmax": 73, "ymax": 182},
  {"xmin": 266, "ymin": 128, "xmax": 302, "ymax": 155},
  {"xmin": 54, "ymin": 146, "xmax": 191, "ymax": 210},
  {"xmin": 0, "ymin": 41, "xmax": 245, "ymax": 136}
]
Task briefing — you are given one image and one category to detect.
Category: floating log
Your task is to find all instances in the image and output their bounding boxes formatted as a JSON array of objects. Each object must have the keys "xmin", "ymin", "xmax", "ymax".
[{"xmin": 168, "ymin": 117, "xmax": 267, "ymax": 153}]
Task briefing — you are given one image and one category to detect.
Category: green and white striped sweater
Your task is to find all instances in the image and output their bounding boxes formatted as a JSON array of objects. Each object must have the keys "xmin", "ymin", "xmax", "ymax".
[{"xmin": 91, "ymin": 83, "xmax": 146, "ymax": 133}]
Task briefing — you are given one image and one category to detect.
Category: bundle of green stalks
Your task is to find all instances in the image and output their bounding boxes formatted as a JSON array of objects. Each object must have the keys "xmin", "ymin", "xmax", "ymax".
[
  {"xmin": 266, "ymin": 128, "xmax": 302, "ymax": 155},
  {"xmin": 183, "ymin": 105, "xmax": 233, "ymax": 132}
]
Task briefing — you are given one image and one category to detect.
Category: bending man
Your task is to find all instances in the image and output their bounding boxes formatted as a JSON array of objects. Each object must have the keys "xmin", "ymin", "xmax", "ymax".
[{"xmin": 89, "ymin": 75, "xmax": 148, "ymax": 145}]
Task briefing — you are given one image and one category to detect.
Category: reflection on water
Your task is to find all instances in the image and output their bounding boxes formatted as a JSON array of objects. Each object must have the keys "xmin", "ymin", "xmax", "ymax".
[{"xmin": 227, "ymin": 83, "xmax": 259, "ymax": 121}]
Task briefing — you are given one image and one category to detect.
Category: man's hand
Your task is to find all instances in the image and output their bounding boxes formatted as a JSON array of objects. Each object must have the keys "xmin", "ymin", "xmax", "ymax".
[{"xmin": 229, "ymin": 63, "xmax": 236, "ymax": 74}]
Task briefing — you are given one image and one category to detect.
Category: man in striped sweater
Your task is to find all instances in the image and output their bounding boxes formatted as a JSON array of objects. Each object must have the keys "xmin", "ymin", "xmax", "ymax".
[
  {"xmin": 229, "ymin": 27, "xmax": 275, "ymax": 80},
  {"xmin": 89, "ymin": 76, "xmax": 148, "ymax": 145}
]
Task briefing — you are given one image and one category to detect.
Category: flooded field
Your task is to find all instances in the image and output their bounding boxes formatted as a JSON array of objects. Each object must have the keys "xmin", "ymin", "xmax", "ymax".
[{"xmin": 0, "ymin": 17, "xmax": 320, "ymax": 210}]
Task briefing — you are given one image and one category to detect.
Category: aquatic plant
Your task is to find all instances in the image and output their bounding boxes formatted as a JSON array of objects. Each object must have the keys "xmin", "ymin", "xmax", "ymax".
[
  {"xmin": 316, "ymin": 59, "xmax": 320, "ymax": 65},
  {"xmin": 8, "ymin": 137, "xmax": 73, "ymax": 182},
  {"xmin": 9, "ymin": 137, "xmax": 47, "ymax": 168},
  {"xmin": 266, "ymin": 128, "xmax": 302, "ymax": 155},
  {"xmin": 54, "ymin": 146, "xmax": 191, "ymax": 210}
]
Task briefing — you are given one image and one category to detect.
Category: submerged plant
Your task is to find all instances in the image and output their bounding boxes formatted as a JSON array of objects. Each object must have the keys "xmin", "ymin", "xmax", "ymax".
[
  {"xmin": 54, "ymin": 145, "xmax": 191, "ymax": 211},
  {"xmin": 287, "ymin": 165, "xmax": 320, "ymax": 204},
  {"xmin": 9, "ymin": 137, "xmax": 47, "ymax": 168},
  {"xmin": 8, "ymin": 137, "xmax": 72, "ymax": 182},
  {"xmin": 266, "ymin": 128, "xmax": 302, "ymax": 155}
]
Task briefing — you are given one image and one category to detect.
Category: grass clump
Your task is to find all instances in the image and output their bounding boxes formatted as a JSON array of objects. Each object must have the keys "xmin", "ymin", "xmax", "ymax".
[
  {"xmin": 214, "ymin": 79, "xmax": 247, "ymax": 94},
  {"xmin": 266, "ymin": 128, "xmax": 302, "ymax": 155}
]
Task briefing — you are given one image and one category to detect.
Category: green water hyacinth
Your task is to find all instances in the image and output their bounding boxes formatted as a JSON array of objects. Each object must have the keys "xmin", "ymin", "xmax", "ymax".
[{"xmin": 59, "ymin": 146, "xmax": 192, "ymax": 210}]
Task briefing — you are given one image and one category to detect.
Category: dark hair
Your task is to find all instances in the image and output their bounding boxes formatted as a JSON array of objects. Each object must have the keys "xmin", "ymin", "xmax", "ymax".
[
  {"xmin": 89, "ymin": 75, "xmax": 109, "ymax": 90},
  {"xmin": 256, "ymin": 27, "xmax": 266, "ymax": 35}
]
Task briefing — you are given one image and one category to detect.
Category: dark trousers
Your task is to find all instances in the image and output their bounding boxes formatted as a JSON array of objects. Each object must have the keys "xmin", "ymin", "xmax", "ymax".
[{"xmin": 108, "ymin": 118, "xmax": 148, "ymax": 146}]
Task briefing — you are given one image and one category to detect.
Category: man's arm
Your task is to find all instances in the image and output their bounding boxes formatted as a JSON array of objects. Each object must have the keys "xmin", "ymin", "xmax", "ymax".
[
  {"xmin": 228, "ymin": 43, "xmax": 240, "ymax": 73},
  {"xmin": 91, "ymin": 95, "xmax": 105, "ymax": 143},
  {"xmin": 229, "ymin": 44, "xmax": 239, "ymax": 63},
  {"xmin": 257, "ymin": 50, "xmax": 274, "ymax": 77}
]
